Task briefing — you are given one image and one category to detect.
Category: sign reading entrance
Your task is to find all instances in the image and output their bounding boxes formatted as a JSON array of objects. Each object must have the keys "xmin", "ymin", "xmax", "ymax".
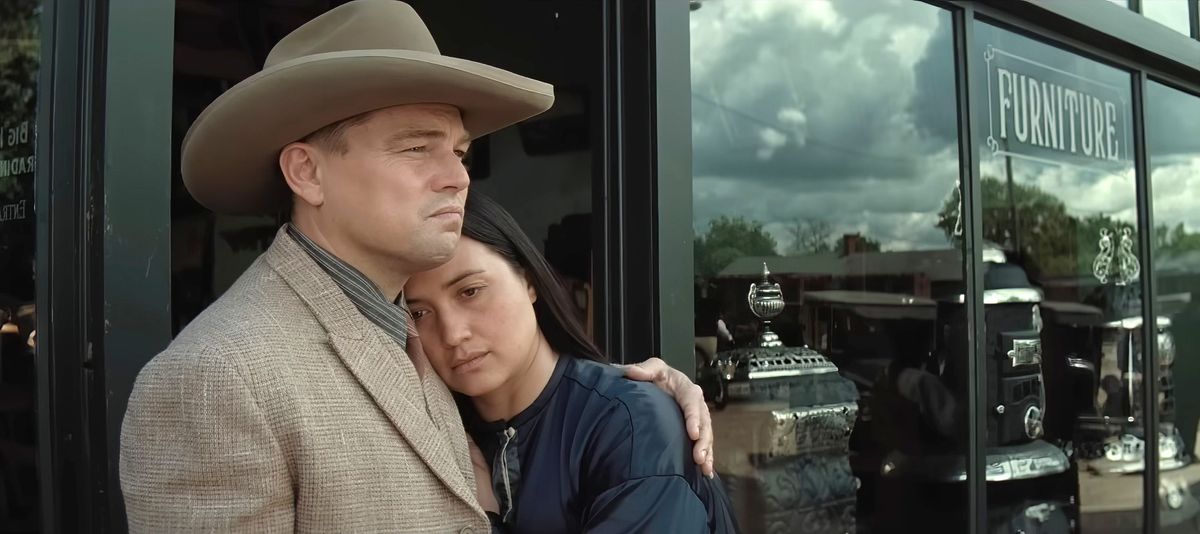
[{"xmin": 984, "ymin": 45, "xmax": 1129, "ymax": 169}]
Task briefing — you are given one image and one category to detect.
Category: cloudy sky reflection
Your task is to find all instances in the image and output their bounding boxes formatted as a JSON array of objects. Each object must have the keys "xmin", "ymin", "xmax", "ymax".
[
  {"xmin": 1148, "ymin": 82, "xmax": 1200, "ymax": 240},
  {"xmin": 690, "ymin": 0, "xmax": 959, "ymax": 252},
  {"xmin": 691, "ymin": 0, "xmax": 1200, "ymax": 255}
]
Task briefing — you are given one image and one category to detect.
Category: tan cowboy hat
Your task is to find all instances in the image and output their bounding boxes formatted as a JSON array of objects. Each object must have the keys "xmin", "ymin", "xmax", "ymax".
[{"xmin": 181, "ymin": 0, "xmax": 554, "ymax": 215}]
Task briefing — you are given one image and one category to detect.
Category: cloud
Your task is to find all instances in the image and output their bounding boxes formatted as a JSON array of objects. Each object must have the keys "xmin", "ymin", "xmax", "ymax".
[
  {"xmin": 1147, "ymin": 82, "xmax": 1200, "ymax": 159},
  {"xmin": 1150, "ymin": 155, "xmax": 1200, "ymax": 233},
  {"xmin": 695, "ymin": 144, "xmax": 963, "ymax": 252},
  {"xmin": 977, "ymin": 155, "xmax": 1138, "ymax": 221},
  {"xmin": 776, "ymin": 107, "xmax": 808, "ymax": 145},
  {"xmin": 756, "ymin": 127, "xmax": 789, "ymax": 160},
  {"xmin": 690, "ymin": 0, "xmax": 954, "ymax": 185},
  {"xmin": 691, "ymin": 0, "xmax": 960, "ymax": 251},
  {"xmin": 790, "ymin": 0, "xmax": 845, "ymax": 35},
  {"xmin": 1144, "ymin": 82, "xmax": 1200, "ymax": 236}
]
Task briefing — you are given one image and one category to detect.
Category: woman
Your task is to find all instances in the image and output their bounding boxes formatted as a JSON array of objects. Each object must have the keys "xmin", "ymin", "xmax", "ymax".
[{"xmin": 405, "ymin": 193, "xmax": 737, "ymax": 533}]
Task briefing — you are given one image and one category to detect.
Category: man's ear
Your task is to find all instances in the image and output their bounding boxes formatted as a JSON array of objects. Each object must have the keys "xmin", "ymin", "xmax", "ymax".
[{"xmin": 280, "ymin": 142, "xmax": 325, "ymax": 208}]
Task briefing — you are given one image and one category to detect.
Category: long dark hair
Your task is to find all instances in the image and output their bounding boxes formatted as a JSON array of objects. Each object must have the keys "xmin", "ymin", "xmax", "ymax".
[{"xmin": 462, "ymin": 192, "xmax": 607, "ymax": 363}]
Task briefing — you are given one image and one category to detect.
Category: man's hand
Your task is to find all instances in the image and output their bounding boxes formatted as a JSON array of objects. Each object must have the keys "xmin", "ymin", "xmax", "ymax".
[
  {"xmin": 469, "ymin": 438, "xmax": 500, "ymax": 514},
  {"xmin": 621, "ymin": 357, "xmax": 715, "ymax": 478}
]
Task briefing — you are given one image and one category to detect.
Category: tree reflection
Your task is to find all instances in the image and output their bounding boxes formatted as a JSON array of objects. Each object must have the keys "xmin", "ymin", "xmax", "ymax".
[
  {"xmin": 694, "ymin": 215, "xmax": 779, "ymax": 280},
  {"xmin": 0, "ymin": 0, "xmax": 39, "ymax": 199},
  {"xmin": 936, "ymin": 176, "xmax": 1200, "ymax": 284}
]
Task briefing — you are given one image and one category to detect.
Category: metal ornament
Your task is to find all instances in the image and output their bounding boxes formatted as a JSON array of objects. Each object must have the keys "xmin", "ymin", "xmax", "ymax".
[
  {"xmin": 881, "ymin": 440, "xmax": 1070, "ymax": 482},
  {"xmin": 1025, "ymin": 503, "xmax": 1058, "ymax": 524},
  {"xmin": 1162, "ymin": 478, "xmax": 1192, "ymax": 510},
  {"xmin": 1093, "ymin": 227, "xmax": 1142, "ymax": 286},
  {"xmin": 768, "ymin": 403, "xmax": 858, "ymax": 457},
  {"xmin": 1008, "ymin": 338, "xmax": 1042, "ymax": 368},
  {"xmin": 953, "ymin": 180, "xmax": 964, "ymax": 237},
  {"xmin": 747, "ymin": 262, "xmax": 785, "ymax": 348},
  {"xmin": 1093, "ymin": 228, "xmax": 1114, "ymax": 284},
  {"xmin": 1160, "ymin": 329, "xmax": 1177, "ymax": 366},
  {"xmin": 1024, "ymin": 405, "xmax": 1043, "ymax": 439},
  {"xmin": 1115, "ymin": 227, "xmax": 1141, "ymax": 286}
]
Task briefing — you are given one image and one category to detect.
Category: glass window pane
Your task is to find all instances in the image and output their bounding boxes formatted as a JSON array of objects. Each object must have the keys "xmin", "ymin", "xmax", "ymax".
[
  {"xmin": 1147, "ymin": 81, "xmax": 1200, "ymax": 532},
  {"xmin": 1142, "ymin": 0, "xmax": 1193, "ymax": 36},
  {"xmin": 0, "ymin": 0, "xmax": 40, "ymax": 532},
  {"xmin": 975, "ymin": 21, "xmax": 1142, "ymax": 532},
  {"xmin": 690, "ymin": 2, "xmax": 967, "ymax": 531}
]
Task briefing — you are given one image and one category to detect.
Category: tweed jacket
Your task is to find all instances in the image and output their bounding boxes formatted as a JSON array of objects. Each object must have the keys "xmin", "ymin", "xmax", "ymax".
[{"xmin": 120, "ymin": 227, "xmax": 489, "ymax": 533}]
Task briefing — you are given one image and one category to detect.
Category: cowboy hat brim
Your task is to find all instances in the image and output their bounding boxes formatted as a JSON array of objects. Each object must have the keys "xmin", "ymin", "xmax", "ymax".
[{"xmin": 181, "ymin": 49, "xmax": 554, "ymax": 215}]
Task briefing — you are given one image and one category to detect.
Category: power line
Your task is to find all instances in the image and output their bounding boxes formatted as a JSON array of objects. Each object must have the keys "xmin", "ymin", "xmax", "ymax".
[{"xmin": 691, "ymin": 92, "xmax": 925, "ymax": 165}]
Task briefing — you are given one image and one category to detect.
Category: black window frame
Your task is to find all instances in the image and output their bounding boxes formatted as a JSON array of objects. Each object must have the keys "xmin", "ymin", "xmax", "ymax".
[
  {"xmin": 34, "ymin": 0, "xmax": 173, "ymax": 531},
  {"xmin": 36, "ymin": 0, "xmax": 104, "ymax": 530}
]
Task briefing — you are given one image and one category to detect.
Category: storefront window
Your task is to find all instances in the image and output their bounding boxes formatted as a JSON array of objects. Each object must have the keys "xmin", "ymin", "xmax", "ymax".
[
  {"xmin": 1142, "ymin": 0, "xmax": 1194, "ymax": 36},
  {"xmin": 975, "ymin": 21, "xmax": 1142, "ymax": 532},
  {"xmin": 690, "ymin": 1, "xmax": 968, "ymax": 531},
  {"xmin": 0, "ymin": 0, "xmax": 40, "ymax": 532},
  {"xmin": 1147, "ymin": 80, "xmax": 1200, "ymax": 532}
]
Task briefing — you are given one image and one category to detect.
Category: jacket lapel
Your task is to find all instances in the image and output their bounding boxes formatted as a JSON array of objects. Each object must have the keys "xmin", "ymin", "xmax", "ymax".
[
  {"xmin": 411, "ymin": 334, "xmax": 477, "ymax": 481},
  {"xmin": 327, "ymin": 328, "xmax": 478, "ymax": 510},
  {"xmin": 261, "ymin": 228, "xmax": 479, "ymax": 512}
]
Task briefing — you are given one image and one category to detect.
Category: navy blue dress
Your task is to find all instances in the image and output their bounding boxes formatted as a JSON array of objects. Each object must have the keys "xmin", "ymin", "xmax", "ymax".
[{"xmin": 460, "ymin": 356, "xmax": 738, "ymax": 533}]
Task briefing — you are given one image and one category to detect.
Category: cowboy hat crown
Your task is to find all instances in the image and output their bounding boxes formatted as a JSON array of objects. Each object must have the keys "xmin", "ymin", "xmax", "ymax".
[{"xmin": 181, "ymin": 0, "xmax": 554, "ymax": 215}]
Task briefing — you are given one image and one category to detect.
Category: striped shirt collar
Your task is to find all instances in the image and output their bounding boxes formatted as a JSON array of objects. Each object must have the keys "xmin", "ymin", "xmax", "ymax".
[{"xmin": 286, "ymin": 223, "xmax": 418, "ymax": 349}]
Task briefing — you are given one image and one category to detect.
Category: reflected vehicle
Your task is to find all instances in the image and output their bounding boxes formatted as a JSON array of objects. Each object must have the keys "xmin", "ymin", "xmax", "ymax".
[
  {"xmin": 899, "ymin": 261, "xmax": 1072, "ymax": 533},
  {"xmin": 803, "ymin": 288, "xmax": 938, "ymax": 447},
  {"xmin": 801, "ymin": 261, "xmax": 1075, "ymax": 532}
]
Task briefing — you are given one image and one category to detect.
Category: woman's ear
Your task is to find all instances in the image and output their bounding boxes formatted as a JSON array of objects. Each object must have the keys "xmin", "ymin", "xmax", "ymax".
[{"xmin": 524, "ymin": 272, "xmax": 538, "ymax": 304}]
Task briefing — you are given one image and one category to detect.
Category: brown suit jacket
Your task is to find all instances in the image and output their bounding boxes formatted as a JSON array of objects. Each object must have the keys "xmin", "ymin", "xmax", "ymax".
[{"xmin": 120, "ymin": 228, "xmax": 489, "ymax": 533}]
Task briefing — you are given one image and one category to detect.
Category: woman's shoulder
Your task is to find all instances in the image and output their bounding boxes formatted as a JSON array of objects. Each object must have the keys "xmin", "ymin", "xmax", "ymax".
[
  {"xmin": 564, "ymin": 358, "xmax": 691, "ymax": 477},
  {"xmin": 564, "ymin": 359, "xmax": 683, "ymax": 418}
]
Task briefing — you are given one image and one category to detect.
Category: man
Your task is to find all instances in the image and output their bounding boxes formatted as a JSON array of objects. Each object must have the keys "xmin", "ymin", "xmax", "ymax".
[{"xmin": 119, "ymin": 1, "xmax": 713, "ymax": 532}]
